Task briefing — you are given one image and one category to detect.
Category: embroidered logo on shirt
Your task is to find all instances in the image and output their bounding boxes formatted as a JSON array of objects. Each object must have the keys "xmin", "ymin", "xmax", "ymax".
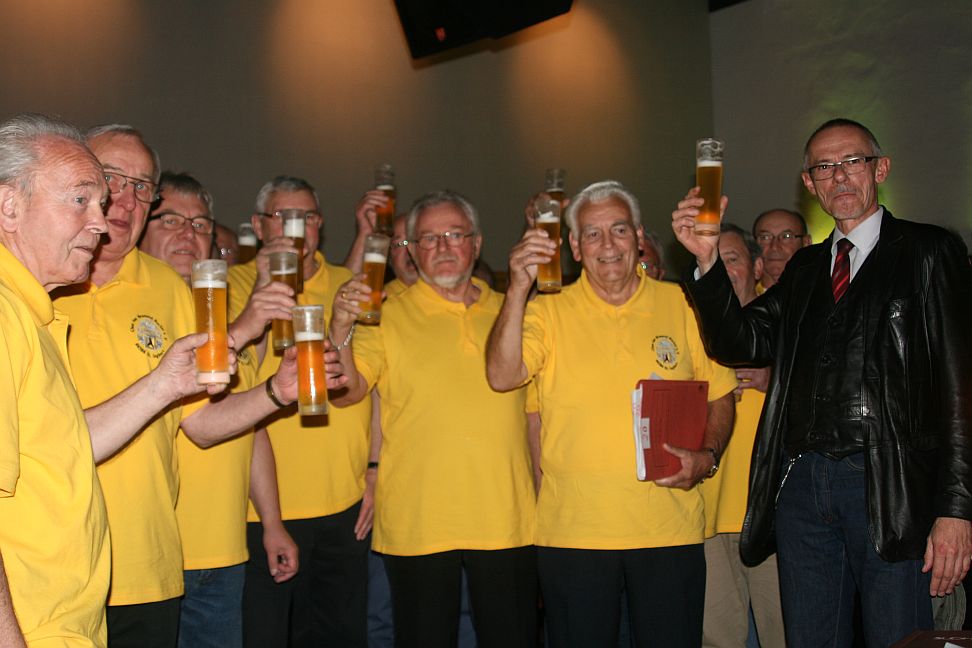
[
  {"xmin": 130, "ymin": 315, "xmax": 168, "ymax": 358},
  {"xmin": 652, "ymin": 335, "xmax": 679, "ymax": 370}
]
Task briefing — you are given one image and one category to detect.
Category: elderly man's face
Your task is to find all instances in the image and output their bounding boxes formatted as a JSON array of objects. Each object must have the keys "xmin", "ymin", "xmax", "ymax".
[
  {"xmin": 411, "ymin": 203, "xmax": 481, "ymax": 290},
  {"xmin": 0, "ymin": 138, "xmax": 108, "ymax": 289},
  {"xmin": 140, "ymin": 190, "xmax": 213, "ymax": 281},
  {"xmin": 87, "ymin": 132, "xmax": 156, "ymax": 265},
  {"xmin": 569, "ymin": 198, "xmax": 644, "ymax": 290},
  {"xmin": 390, "ymin": 215, "xmax": 418, "ymax": 286},
  {"xmin": 801, "ymin": 125, "xmax": 890, "ymax": 231},
  {"xmin": 718, "ymin": 231, "xmax": 762, "ymax": 304},
  {"xmin": 754, "ymin": 210, "xmax": 809, "ymax": 286},
  {"xmin": 251, "ymin": 189, "xmax": 321, "ymax": 261}
]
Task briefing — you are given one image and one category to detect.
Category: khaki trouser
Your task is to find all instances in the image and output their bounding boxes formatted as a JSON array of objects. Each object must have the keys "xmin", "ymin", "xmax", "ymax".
[{"xmin": 703, "ymin": 533, "xmax": 786, "ymax": 648}]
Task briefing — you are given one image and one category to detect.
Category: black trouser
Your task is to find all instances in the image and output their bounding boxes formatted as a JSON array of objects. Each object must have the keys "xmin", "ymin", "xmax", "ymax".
[
  {"xmin": 107, "ymin": 597, "xmax": 181, "ymax": 648},
  {"xmin": 242, "ymin": 501, "xmax": 369, "ymax": 648},
  {"xmin": 382, "ymin": 546, "xmax": 538, "ymax": 648},
  {"xmin": 538, "ymin": 544, "xmax": 705, "ymax": 648}
]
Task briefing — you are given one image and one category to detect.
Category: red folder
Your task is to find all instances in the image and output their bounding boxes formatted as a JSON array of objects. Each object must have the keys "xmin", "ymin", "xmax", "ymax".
[{"xmin": 631, "ymin": 380, "xmax": 708, "ymax": 481}]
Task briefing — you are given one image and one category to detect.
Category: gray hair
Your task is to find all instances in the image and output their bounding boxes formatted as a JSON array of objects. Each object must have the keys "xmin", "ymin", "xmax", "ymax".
[
  {"xmin": 564, "ymin": 180, "xmax": 641, "ymax": 236},
  {"xmin": 803, "ymin": 118, "xmax": 883, "ymax": 170},
  {"xmin": 254, "ymin": 176, "xmax": 320, "ymax": 214},
  {"xmin": 0, "ymin": 113, "xmax": 85, "ymax": 200},
  {"xmin": 85, "ymin": 123, "xmax": 161, "ymax": 183},
  {"xmin": 405, "ymin": 190, "xmax": 480, "ymax": 240},
  {"xmin": 721, "ymin": 222, "xmax": 762, "ymax": 263},
  {"xmin": 157, "ymin": 171, "xmax": 214, "ymax": 216}
]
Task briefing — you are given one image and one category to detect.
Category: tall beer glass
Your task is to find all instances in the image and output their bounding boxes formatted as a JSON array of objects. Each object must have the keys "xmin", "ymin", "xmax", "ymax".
[
  {"xmin": 280, "ymin": 209, "xmax": 306, "ymax": 293},
  {"xmin": 292, "ymin": 305, "xmax": 328, "ymax": 416},
  {"xmin": 359, "ymin": 233, "xmax": 391, "ymax": 323},
  {"xmin": 695, "ymin": 138, "xmax": 724, "ymax": 237},
  {"xmin": 269, "ymin": 251, "xmax": 299, "ymax": 351},
  {"xmin": 534, "ymin": 195, "xmax": 562, "ymax": 293},
  {"xmin": 238, "ymin": 222, "xmax": 257, "ymax": 264},
  {"xmin": 191, "ymin": 260, "xmax": 230, "ymax": 384},
  {"xmin": 544, "ymin": 167, "xmax": 566, "ymax": 205},
  {"xmin": 374, "ymin": 163, "xmax": 396, "ymax": 237}
]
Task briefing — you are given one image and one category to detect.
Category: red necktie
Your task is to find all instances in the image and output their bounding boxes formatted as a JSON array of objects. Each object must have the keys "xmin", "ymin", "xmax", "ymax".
[{"xmin": 831, "ymin": 238, "xmax": 854, "ymax": 302}]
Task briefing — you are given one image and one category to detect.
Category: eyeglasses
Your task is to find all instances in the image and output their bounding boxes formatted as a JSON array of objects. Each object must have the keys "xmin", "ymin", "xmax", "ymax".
[
  {"xmin": 257, "ymin": 210, "xmax": 322, "ymax": 223},
  {"xmin": 217, "ymin": 247, "xmax": 237, "ymax": 260},
  {"xmin": 104, "ymin": 172, "xmax": 158, "ymax": 203},
  {"xmin": 148, "ymin": 212, "xmax": 215, "ymax": 234},
  {"xmin": 755, "ymin": 231, "xmax": 806, "ymax": 245},
  {"xmin": 806, "ymin": 156, "xmax": 878, "ymax": 181},
  {"xmin": 392, "ymin": 239, "xmax": 409, "ymax": 249},
  {"xmin": 414, "ymin": 231, "xmax": 475, "ymax": 250}
]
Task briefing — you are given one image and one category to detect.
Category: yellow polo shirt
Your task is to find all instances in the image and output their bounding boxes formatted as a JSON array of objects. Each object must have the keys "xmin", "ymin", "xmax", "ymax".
[
  {"xmin": 384, "ymin": 278, "xmax": 409, "ymax": 299},
  {"xmin": 700, "ymin": 388, "xmax": 765, "ymax": 536},
  {"xmin": 353, "ymin": 278, "xmax": 536, "ymax": 555},
  {"xmin": 228, "ymin": 253, "xmax": 371, "ymax": 522},
  {"xmin": 54, "ymin": 249, "xmax": 195, "ymax": 605},
  {"xmin": 521, "ymin": 270, "xmax": 736, "ymax": 549},
  {"xmin": 0, "ymin": 244, "xmax": 110, "ymax": 646},
  {"xmin": 175, "ymin": 344, "xmax": 259, "ymax": 570}
]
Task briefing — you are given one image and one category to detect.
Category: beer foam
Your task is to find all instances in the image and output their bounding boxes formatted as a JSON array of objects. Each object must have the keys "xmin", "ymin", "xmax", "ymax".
[
  {"xmin": 697, "ymin": 160, "xmax": 723, "ymax": 168},
  {"xmin": 270, "ymin": 269, "xmax": 292, "ymax": 276},
  {"xmin": 364, "ymin": 252, "xmax": 387, "ymax": 264},
  {"xmin": 295, "ymin": 331, "xmax": 325, "ymax": 342},
  {"xmin": 536, "ymin": 211, "xmax": 559, "ymax": 223},
  {"xmin": 284, "ymin": 221, "xmax": 305, "ymax": 237},
  {"xmin": 376, "ymin": 184, "xmax": 394, "ymax": 191},
  {"xmin": 239, "ymin": 234, "xmax": 257, "ymax": 245},
  {"xmin": 192, "ymin": 279, "xmax": 227, "ymax": 289}
]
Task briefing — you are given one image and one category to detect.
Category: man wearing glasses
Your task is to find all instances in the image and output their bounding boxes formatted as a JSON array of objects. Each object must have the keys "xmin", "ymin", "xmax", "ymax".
[
  {"xmin": 751, "ymin": 208, "xmax": 811, "ymax": 290},
  {"xmin": 329, "ymin": 190, "xmax": 539, "ymax": 647},
  {"xmin": 673, "ymin": 118, "xmax": 972, "ymax": 646},
  {"xmin": 227, "ymin": 176, "xmax": 374, "ymax": 647},
  {"xmin": 53, "ymin": 127, "xmax": 313, "ymax": 648}
]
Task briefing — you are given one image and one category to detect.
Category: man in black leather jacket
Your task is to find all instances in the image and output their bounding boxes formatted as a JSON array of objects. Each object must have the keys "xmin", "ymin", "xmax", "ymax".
[{"xmin": 672, "ymin": 118, "xmax": 972, "ymax": 647}]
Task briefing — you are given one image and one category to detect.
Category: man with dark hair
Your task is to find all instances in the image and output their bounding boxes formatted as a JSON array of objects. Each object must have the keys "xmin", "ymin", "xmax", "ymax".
[
  {"xmin": 673, "ymin": 117, "xmax": 972, "ymax": 646},
  {"xmin": 751, "ymin": 208, "xmax": 810, "ymax": 290}
]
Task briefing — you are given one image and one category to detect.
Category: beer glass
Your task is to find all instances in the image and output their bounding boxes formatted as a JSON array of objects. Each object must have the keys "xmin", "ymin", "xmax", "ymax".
[
  {"xmin": 544, "ymin": 167, "xmax": 566, "ymax": 205},
  {"xmin": 280, "ymin": 209, "xmax": 306, "ymax": 293},
  {"xmin": 534, "ymin": 195, "xmax": 562, "ymax": 293},
  {"xmin": 238, "ymin": 222, "xmax": 257, "ymax": 264},
  {"xmin": 359, "ymin": 233, "xmax": 391, "ymax": 323},
  {"xmin": 269, "ymin": 251, "xmax": 299, "ymax": 351},
  {"xmin": 374, "ymin": 163, "xmax": 396, "ymax": 237},
  {"xmin": 292, "ymin": 305, "xmax": 328, "ymax": 416},
  {"xmin": 695, "ymin": 138, "xmax": 724, "ymax": 237},
  {"xmin": 191, "ymin": 260, "xmax": 230, "ymax": 384}
]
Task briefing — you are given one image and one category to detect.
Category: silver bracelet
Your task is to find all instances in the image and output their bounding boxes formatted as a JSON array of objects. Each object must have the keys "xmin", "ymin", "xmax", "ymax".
[{"xmin": 330, "ymin": 322, "xmax": 356, "ymax": 351}]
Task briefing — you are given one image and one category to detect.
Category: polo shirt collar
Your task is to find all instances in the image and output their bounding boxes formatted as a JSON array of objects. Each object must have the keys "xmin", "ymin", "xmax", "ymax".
[
  {"xmin": 0, "ymin": 243, "xmax": 55, "ymax": 327},
  {"xmin": 577, "ymin": 265, "xmax": 648, "ymax": 312},
  {"xmin": 412, "ymin": 276, "xmax": 491, "ymax": 313}
]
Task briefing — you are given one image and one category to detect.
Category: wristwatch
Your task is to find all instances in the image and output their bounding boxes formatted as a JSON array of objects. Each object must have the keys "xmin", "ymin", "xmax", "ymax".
[{"xmin": 702, "ymin": 447, "xmax": 720, "ymax": 479}]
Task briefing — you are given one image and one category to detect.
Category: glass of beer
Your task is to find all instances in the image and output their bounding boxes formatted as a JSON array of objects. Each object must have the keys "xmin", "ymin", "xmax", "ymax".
[
  {"xmin": 534, "ymin": 195, "xmax": 562, "ymax": 293},
  {"xmin": 359, "ymin": 233, "xmax": 391, "ymax": 323},
  {"xmin": 695, "ymin": 138, "xmax": 724, "ymax": 237},
  {"xmin": 191, "ymin": 260, "xmax": 230, "ymax": 384},
  {"xmin": 292, "ymin": 305, "xmax": 328, "ymax": 416},
  {"xmin": 268, "ymin": 251, "xmax": 299, "ymax": 351},
  {"xmin": 544, "ymin": 167, "xmax": 566, "ymax": 205},
  {"xmin": 280, "ymin": 209, "xmax": 306, "ymax": 293},
  {"xmin": 238, "ymin": 223, "xmax": 258, "ymax": 264},
  {"xmin": 374, "ymin": 163, "xmax": 396, "ymax": 237}
]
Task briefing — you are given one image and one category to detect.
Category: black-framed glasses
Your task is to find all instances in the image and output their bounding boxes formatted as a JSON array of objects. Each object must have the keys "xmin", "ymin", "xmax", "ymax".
[
  {"xmin": 104, "ymin": 172, "xmax": 158, "ymax": 203},
  {"xmin": 148, "ymin": 212, "xmax": 215, "ymax": 235},
  {"xmin": 755, "ymin": 231, "xmax": 806, "ymax": 245},
  {"xmin": 257, "ymin": 210, "xmax": 322, "ymax": 223},
  {"xmin": 806, "ymin": 156, "xmax": 878, "ymax": 181},
  {"xmin": 414, "ymin": 231, "xmax": 475, "ymax": 250}
]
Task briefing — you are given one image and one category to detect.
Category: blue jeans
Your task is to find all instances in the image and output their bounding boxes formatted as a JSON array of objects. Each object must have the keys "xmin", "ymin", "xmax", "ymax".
[
  {"xmin": 775, "ymin": 452, "xmax": 932, "ymax": 647},
  {"xmin": 179, "ymin": 563, "xmax": 246, "ymax": 648}
]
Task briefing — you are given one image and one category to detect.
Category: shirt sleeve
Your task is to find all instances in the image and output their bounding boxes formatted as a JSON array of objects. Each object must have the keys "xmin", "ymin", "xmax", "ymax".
[
  {"xmin": 684, "ymin": 299, "xmax": 738, "ymax": 401},
  {"xmin": 521, "ymin": 300, "xmax": 550, "ymax": 384},
  {"xmin": 351, "ymin": 321, "xmax": 385, "ymax": 392},
  {"xmin": 0, "ymin": 304, "xmax": 25, "ymax": 496}
]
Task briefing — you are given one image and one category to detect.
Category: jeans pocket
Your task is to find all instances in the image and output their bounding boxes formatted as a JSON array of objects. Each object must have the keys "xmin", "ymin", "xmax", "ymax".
[{"xmin": 843, "ymin": 453, "xmax": 866, "ymax": 472}]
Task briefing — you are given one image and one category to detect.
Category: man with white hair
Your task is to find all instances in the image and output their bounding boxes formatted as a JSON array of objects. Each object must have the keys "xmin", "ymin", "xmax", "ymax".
[
  {"xmin": 329, "ymin": 190, "xmax": 538, "ymax": 647},
  {"xmin": 487, "ymin": 180, "xmax": 735, "ymax": 647}
]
